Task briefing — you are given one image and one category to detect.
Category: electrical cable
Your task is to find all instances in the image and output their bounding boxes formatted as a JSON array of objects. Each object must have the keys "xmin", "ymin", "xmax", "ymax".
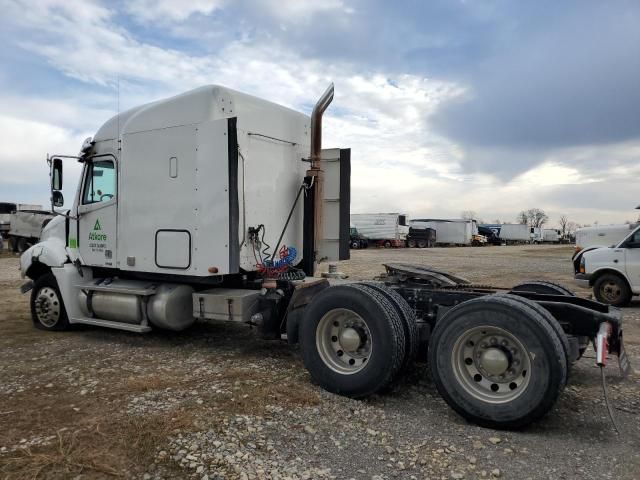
[{"xmin": 269, "ymin": 183, "xmax": 306, "ymax": 264}]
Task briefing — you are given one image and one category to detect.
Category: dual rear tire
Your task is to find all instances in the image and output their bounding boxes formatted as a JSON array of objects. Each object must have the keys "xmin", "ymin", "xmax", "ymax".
[
  {"xmin": 301, "ymin": 286, "xmax": 569, "ymax": 429},
  {"xmin": 300, "ymin": 283, "xmax": 418, "ymax": 398}
]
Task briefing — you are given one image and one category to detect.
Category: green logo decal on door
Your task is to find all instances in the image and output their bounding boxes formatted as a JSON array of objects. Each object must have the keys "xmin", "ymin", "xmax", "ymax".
[{"xmin": 89, "ymin": 218, "xmax": 107, "ymax": 241}]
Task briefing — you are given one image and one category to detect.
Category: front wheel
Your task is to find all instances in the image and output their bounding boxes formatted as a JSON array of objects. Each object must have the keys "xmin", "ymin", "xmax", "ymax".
[
  {"xmin": 429, "ymin": 294, "xmax": 566, "ymax": 429},
  {"xmin": 407, "ymin": 239, "xmax": 416, "ymax": 248},
  {"xmin": 30, "ymin": 273, "xmax": 70, "ymax": 331},
  {"xmin": 593, "ymin": 273, "xmax": 631, "ymax": 307}
]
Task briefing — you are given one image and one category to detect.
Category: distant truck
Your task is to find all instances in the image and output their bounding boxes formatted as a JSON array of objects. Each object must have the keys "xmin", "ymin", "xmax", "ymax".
[
  {"xmin": 542, "ymin": 228, "xmax": 561, "ymax": 243},
  {"xmin": 478, "ymin": 225, "xmax": 501, "ymax": 245},
  {"xmin": 406, "ymin": 226, "xmax": 436, "ymax": 248},
  {"xmin": 0, "ymin": 203, "xmax": 48, "ymax": 251},
  {"xmin": 497, "ymin": 224, "xmax": 530, "ymax": 244},
  {"xmin": 7, "ymin": 209, "xmax": 56, "ymax": 253},
  {"xmin": 349, "ymin": 225, "xmax": 369, "ymax": 249},
  {"xmin": 411, "ymin": 219, "xmax": 486, "ymax": 246},
  {"xmin": 350, "ymin": 213, "xmax": 409, "ymax": 248},
  {"xmin": 530, "ymin": 227, "xmax": 544, "ymax": 244},
  {"xmin": 574, "ymin": 224, "xmax": 636, "ymax": 253}
]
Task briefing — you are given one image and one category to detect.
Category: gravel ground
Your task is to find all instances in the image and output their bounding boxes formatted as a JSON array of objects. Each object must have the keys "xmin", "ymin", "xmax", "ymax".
[{"xmin": 0, "ymin": 245, "xmax": 639, "ymax": 479}]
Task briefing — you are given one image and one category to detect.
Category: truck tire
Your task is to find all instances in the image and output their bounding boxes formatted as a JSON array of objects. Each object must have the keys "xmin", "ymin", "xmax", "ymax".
[
  {"xmin": 17, "ymin": 237, "xmax": 29, "ymax": 253},
  {"xmin": 511, "ymin": 281, "xmax": 575, "ymax": 296},
  {"xmin": 300, "ymin": 284, "xmax": 406, "ymax": 398},
  {"xmin": 407, "ymin": 239, "xmax": 416, "ymax": 248},
  {"xmin": 429, "ymin": 295, "xmax": 567, "ymax": 429},
  {"xmin": 360, "ymin": 282, "xmax": 419, "ymax": 372},
  {"xmin": 593, "ymin": 273, "xmax": 632, "ymax": 307},
  {"xmin": 351, "ymin": 240, "xmax": 360, "ymax": 249},
  {"xmin": 495, "ymin": 294, "xmax": 571, "ymax": 378},
  {"xmin": 383, "ymin": 240, "xmax": 392, "ymax": 248},
  {"xmin": 417, "ymin": 239, "xmax": 427, "ymax": 248},
  {"xmin": 8, "ymin": 236, "xmax": 18, "ymax": 252},
  {"xmin": 30, "ymin": 273, "xmax": 70, "ymax": 331}
]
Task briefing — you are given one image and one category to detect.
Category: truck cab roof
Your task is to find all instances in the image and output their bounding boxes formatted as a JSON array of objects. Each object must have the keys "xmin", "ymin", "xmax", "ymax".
[{"xmin": 94, "ymin": 85, "xmax": 309, "ymax": 142}]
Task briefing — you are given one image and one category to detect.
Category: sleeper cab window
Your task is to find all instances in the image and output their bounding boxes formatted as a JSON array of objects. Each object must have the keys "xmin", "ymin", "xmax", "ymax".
[{"xmin": 82, "ymin": 160, "xmax": 116, "ymax": 205}]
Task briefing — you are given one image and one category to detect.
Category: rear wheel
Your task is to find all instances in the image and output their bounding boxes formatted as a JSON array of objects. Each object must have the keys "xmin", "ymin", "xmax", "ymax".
[
  {"xmin": 17, "ymin": 237, "xmax": 30, "ymax": 253},
  {"xmin": 417, "ymin": 239, "xmax": 427, "ymax": 248},
  {"xmin": 30, "ymin": 273, "xmax": 70, "ymax": 331},
  {"xmin": 593, "ymin": 273, "xmax": 631, "ymax": 307},
  {"xmin": 300, "ymin": 284, "xmax": 405, "ymax": 398},
  {"xmin": 360, "ymin": 282, "xmax": 419, "ymax": 372},
  {"xmin": 429, "ymin": 294, "xmax": 566, "ymax": 429},
  {"xmin": 383, "ymin": 240, "xmax": 392, "ymax": 248}
]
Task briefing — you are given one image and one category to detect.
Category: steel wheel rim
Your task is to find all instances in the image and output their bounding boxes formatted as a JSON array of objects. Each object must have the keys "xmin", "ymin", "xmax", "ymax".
[
  {"xmin": 34, "ymin": 287, "xmax": 61, "ymax": 328},
  {"xmin": 316, "ymin": 308, "xmax": 372, "ymax": 374},
  {"xmin": 601, "ymin": 281, "xmax": 621, "ymax": 303},
  {"xmin": 451, "ymin": 326, "xmax": 531, "ymax": 403}
]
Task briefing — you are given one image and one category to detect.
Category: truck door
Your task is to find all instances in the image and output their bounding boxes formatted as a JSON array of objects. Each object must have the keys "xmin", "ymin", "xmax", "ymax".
[
  {"xmin": 77, "ymin": 157, "xmax": 117, "ymax": 267},
  {"xmin": 624, "ymin": 228, "xmax": 640, "ymax": 289}
]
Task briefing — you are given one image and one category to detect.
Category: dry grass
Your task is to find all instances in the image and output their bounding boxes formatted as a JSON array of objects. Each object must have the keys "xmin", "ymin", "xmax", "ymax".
[{"xmin": 0, "ymin": 409, "xmax": 195, "ymax": 479}]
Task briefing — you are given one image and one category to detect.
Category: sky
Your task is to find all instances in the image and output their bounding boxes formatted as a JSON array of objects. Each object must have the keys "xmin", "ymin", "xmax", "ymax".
[{"xmin": 1, "ymin": 0, "xmax": 639, "ymax": 228}]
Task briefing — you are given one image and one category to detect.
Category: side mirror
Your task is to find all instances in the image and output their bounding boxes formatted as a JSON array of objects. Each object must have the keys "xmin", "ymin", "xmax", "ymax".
[
  {"xmin": 52, "ymin": 158, "xmax": 63, "ymax": 191},
  {"xmin": 52, "ymin": 190, "xmax": 64, "ymax": 208}
]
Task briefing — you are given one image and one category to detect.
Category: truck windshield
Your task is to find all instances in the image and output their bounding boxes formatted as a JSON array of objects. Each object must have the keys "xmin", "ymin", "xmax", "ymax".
[{"xmin": 82, "ymin": 160, "xmax": 115, "ymax": 204}]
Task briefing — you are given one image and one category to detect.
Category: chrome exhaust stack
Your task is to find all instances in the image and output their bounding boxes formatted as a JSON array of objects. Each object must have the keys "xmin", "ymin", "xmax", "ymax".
[{"xmin": 307, "ymin": 83, "xmax": 335, "ymax": 275}]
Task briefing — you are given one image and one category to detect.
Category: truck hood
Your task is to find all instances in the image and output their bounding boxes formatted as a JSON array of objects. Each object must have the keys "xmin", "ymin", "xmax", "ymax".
[{"xmin": 40, "ymin": 215, "xmax": 65, "ymax": 242}]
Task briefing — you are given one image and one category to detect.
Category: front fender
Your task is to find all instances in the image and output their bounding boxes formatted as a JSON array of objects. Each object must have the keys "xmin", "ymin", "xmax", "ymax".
[{"xmin": 20, "ymin": 237, "xmax": 69, "ymax": 279}]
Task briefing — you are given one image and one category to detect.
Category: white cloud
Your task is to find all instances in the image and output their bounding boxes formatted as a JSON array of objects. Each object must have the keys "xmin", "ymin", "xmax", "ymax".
[{"xmin": 125, "ymin": 0, "xmax": 225, "ymax": 23}]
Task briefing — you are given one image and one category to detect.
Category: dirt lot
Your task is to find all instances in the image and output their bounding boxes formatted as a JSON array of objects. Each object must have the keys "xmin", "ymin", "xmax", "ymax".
[{"xmin": 1, "ymin": 245, "xmax": 639, "ymax": 480}]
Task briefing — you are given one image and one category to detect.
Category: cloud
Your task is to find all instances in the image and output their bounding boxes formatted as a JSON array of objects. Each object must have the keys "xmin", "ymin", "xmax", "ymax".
[
  {"xmin": 431, "ymin": 2, "xmax": 640, "ymax": 178},
  {"xmin": 125, "ymin": 0, "xmax": 225, "ymax": 23}
]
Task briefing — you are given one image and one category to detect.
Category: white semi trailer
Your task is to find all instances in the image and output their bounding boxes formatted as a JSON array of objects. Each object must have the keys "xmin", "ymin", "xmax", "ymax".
[
  {"xmin": 542, "ymin": 228, "xmax": 561, "ymax": 243},
  {"xmin": 410, "ymin": 219, "xmax": 486, "ymax": 246},
  {"xmin": 499, "ymin": 224, "xmax": 530, "ymax": 244},
  {"xmin": 350, "ymin": 213, "xmax": 408, "ymax": 247},
  {"xmin": 18, "ymin": 84, "xmax": 628, "ymax": 430}
]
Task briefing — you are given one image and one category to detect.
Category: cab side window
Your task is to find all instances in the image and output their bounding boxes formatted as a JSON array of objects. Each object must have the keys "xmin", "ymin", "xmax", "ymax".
[
  {"xmin": 82, "ymin": 160, "xmax": 115, "ymax": 204},
  {"xmin": 629, "ymin": 230, "xmax": 640, "ymax": 245}
]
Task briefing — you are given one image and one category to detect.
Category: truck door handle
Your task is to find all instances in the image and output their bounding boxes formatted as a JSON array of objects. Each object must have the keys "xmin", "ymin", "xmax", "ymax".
[{"xmin": 613, "ymin": 259, "xmax": 618, "ymax": 263}]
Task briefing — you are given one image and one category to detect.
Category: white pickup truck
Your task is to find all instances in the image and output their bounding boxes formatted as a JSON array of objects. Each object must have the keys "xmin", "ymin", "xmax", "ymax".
[{"xmin": 574, "ymin": 224, "xmax": 640, "ymax": 306}]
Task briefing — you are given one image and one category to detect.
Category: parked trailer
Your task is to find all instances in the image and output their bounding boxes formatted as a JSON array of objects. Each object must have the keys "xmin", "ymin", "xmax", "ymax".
[
  {"xmin": 542, "ymin": 228, "xmax": 561, "ymax": 243},
  {"xmin": 498, "ymin": 224, "xmax": 530, "ymax": 244},
  {"xmin": 575, "ymin": 224, "xmax": 636, "ymax": 252},
  {"xmin": 350, "ymin": 213, "xmax": 409, "ymax": 248},
  {"xmin": 18, "ymin": 84, "xmax": 629, "ymax": 430},
  {"xmin": 406, "ymin": 226, "xmax": 436, "ymax": 248},
  {"xmin": 7, "ymin": 210, "xmax": 55, "ymax": 253},
  {"xmin": 411, "ymin": 219, "xmax": 485, "ymax": 246}
]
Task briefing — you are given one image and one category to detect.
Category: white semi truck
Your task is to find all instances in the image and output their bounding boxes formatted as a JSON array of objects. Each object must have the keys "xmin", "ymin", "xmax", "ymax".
[
  {"xmin": 350, "ymin": 213, "xmax": 409, "ymax": 248},
  {"xmin": 410, "ymin": 219, "xmax": 486, "ymax": 246},
  {"xmin": 19, "ymin": 84, "xmax": 629, "ymax": 429},
  {"xmin": 498, "ymin": 224, "xmax": 531, "ymax": 244}
]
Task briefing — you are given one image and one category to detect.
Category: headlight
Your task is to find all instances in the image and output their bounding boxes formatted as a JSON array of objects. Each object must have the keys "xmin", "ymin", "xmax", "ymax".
[{"xmin": 579, "ymin": 256, "xmax": 586, "ymax": 274}]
